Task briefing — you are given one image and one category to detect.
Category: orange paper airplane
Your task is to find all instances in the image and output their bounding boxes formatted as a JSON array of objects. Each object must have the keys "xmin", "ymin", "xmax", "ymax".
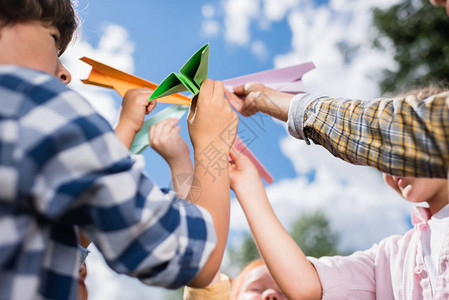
[{"xmin": 80, "ymin": 56, "xmax": 191, "ymax": 105}]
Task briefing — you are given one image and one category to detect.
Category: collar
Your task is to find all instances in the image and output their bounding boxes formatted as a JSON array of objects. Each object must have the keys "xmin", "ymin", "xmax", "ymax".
[{"xmin": 411, "ymin": 206, "xmax": 432, "ymax": 226}]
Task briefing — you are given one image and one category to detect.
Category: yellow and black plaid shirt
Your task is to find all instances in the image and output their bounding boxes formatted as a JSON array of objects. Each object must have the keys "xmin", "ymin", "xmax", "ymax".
[{"xmin": 288, "ymin": 92, "xmax": 449, "ymax": 178}]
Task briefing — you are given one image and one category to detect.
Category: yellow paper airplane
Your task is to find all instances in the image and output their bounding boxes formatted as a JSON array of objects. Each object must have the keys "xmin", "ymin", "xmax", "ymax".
[{"xmin": 80, "ymin": 57, "xmax": 191, "ymax": 106}]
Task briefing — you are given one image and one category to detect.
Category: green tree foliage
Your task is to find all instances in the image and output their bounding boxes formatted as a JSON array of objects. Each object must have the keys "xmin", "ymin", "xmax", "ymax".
[
  {"xmin": 228, "ymin": 233, "xmax": 260, "ymax": 270},
  {"xmin": 372, "ymin": 0, "xmax": 449, "ymax": 94},
  {"xmin": 290, "ymin": 210, "xmax": 339, "ymax": 257}
]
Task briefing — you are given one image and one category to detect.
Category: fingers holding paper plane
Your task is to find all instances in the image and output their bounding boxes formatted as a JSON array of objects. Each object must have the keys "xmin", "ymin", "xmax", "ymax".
[
  {"xmin": 225, "ymin": 82, "xmax": 267, "ymax": 117},
  {"xmin": 188, "ymin": 79, "xmax": 238, "ymax": 151},
  {"xmin": 79, "ymin": 50, "xmax": 274, "ymax": 184},
  {"xmin": 120, "ymin": 87, "xmax": 156, "ymax": 131},
  {"xmin": 225, "ymin": 83, "xmax": 295, "ymax": 122},
  {"xmin": 222, "ymin": 61, "xmax": 315, "ymax": 122},
  {"xmin": 149, "ymin": 118, "xmax": 189, "ymax": 165},
  {"xmin": 115, "ymin": 87, "xmax": 155, "ymax": 149}
]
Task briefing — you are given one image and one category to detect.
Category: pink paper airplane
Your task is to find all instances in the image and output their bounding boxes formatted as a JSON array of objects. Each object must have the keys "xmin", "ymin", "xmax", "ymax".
[{"xmin": 222, "ymin": 62, "xmax": 315, "ymax": 94}]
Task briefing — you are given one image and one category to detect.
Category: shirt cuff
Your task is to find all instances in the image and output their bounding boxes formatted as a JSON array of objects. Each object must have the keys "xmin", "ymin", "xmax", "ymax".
[{"xmin": 287, "ymin": 93, "xmax": 321, "ymax": 144}]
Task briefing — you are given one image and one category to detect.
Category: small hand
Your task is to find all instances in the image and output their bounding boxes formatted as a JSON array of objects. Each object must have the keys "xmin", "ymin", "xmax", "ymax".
[
  {"xmin": 229, "ymin": 149, "xmax": 262, "ymax": 193},
  {"xmin": 188, "ymin": 79, "xmax": 238, "ymax": 151},
  {"xmin": 118, "ymin": 87, "xmax": 156, "ymax": 134},
  {"xmin": 225, "ymin": 83, "xmax": 293, "ymax": 122},
  {"xmin": 224, "ymin": 82, "xmax": 271, "ymax": 117},
  {"xmin": 149, "ymin": 118, "xmax": 190, "ymax": 165}
]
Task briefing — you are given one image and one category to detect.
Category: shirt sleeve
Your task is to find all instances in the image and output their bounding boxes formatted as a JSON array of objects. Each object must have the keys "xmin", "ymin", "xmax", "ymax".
[
  {"xmin": 183, "ymin": 273, "xmax": 231, "ymax": 300},
  {"xmin": 308, "ymin": 234, "xmax": 404, "ymax": 300},
  {"xmin": 308, "ymin": 250, "xmax": 377, "ymax": 300},
  {"xmin": 16, "ymin": 72, "xmax": 216, "ymax": 288},
  {"xmin": 287, "ymin": 92, "xmax": 449, "ymax": 178}
]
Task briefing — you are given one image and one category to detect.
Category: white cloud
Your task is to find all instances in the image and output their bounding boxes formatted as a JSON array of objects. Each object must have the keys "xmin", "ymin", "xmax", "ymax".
[
  {"xmin": 202, "ymin": 3, "xmax": 216, "ymax": 18},
  {"xmin": 202, "ymin": 19, "xmax": 221, "ymax": 37},
  {"xmin": 61, "ymin": 24, "xmax": 135, "ymax": 124},
  {"xmin": 224, "ymin": 0, "xmax": 260, "ymax": 45},
  {"xmin": 98, "ymin": 24, "xmax": 135, "ymax": 59},
  {"xmin": 251, "ymin": 40, "xmax": 269, "ymax": 61},
  {"xmin": 262, "ymin": 0, "xmax": 301, "ymax": 21},
  {"xmin": 218, "ymin": 0, "xmax": 402, "ymax": 98},
  {"xmin": 201, "ymin": 4, "xmax": 221, "ymax": 37},
  {"xmin": 223, "ymin": 0, "xmax": 414, "ymax": 254},
  {"xmin": 86, "ymin": 246, "xmax": 167, "ymax": 300},
  {"xmin": 275, "ymin": 0, "xmax": 402, "ymax": 98}
]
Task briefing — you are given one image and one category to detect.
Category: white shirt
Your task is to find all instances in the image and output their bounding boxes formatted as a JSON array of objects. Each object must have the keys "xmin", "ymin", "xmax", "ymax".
[{"xmin": 421, "ymin": 204, "xmax": 449, "ymax": 292}]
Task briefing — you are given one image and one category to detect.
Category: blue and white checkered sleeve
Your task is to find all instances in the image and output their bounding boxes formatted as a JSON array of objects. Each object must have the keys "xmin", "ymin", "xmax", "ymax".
[{"xmin": 17, "ymin": 72, "xmax": 216, "ymax": 288}]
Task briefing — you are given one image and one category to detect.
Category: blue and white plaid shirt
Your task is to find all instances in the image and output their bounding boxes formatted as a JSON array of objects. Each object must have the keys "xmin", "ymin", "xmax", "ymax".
[{"xmin": 0, "ymin": 66, "xmax": 216, "ymax": 300}]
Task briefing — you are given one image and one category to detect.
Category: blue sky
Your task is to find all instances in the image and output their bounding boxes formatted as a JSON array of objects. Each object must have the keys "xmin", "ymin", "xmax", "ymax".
[
  {"xmin": 64, "ymin": 0, "xmax": 417, "ymax": 299},
  {"xmin": 73, "ymin": 0, "xmax": 307, "ymax": 185}
]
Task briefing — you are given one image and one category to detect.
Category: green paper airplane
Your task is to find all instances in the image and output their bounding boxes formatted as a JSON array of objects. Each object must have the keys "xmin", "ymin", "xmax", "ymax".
[{"xmin": 149, "ymin": 43, "xmax": 209, "ymax": 101}]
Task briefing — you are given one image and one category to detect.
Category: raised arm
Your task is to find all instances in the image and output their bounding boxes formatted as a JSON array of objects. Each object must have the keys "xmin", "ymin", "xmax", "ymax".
[
  {"xmin": 187, "ymin": 79, "xmax": 238, "ymax": 287},
  {"xmin": 149, "ymin": 118, "xmax": 193, "ymax": 199},
  {"xmin": 287, "ymin": 92, "xmax": 449, "ymax": 178},
  {"xmin": 13, "ymin": 70, "xmax": 233, "ymax": 290},
  {"xmin": 229, "ymin": 150, "xmax": 322, "ymax": 300},
  {"xmin": 115, "ymin": 87, "xmax": 156, "ymax": 149},
  {"xmin": 224, "ymin": 83, "xmax": 294, "ymax": 122},
  {"xmin": 226, "ymin": 83, "xmax": 449, "ymax": 178}
]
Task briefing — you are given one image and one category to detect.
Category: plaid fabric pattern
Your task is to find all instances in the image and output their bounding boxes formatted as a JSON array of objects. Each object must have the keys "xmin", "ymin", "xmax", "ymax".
[
  {"xmin": 288, "ymin": 92, "xmax": 449, "ymax": 178},
  {"xmin": 0, "ymin": 66, "xmax": 216, "ymax": 300}
]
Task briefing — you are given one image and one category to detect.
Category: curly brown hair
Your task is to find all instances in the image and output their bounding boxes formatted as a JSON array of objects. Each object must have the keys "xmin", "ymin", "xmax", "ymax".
[
  {"xmin": 395, "ymin": 83, "xmax": 449, "ymax": 100},
  {"xmin": 0, "ymin": 0, "xmax": 78, "ymax": 55}
]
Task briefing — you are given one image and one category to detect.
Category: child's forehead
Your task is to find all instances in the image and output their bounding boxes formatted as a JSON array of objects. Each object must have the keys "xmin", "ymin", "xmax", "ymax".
[{"xmin": 244, "ymin": 265, "xmax": 270, "ymax": 283}]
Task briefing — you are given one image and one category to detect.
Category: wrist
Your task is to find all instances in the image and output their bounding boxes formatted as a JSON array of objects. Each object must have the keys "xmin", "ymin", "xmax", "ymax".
[
  {"xmin": 234, "ymin": 178, "xmax": 263, "ymax": 196},
  {"xmin": 193, "ymin": 149, "xmax": 230, "ymax": 184},
  {"xmin": 167, "ymin": 154, "xmax": 192, "ymax": 171},
  {"xmin": 116, "ymin": 119, "xmax": 140, "ymax": 134},
  {"xmin": 234, "ymin": 179, "xmax": 265, "ymax": 207},
  {"xmin": 193, "ymin": 138, "xmax": 233, "ymax": 154},
  {"xmin": 258, "ymin": 90, "xmax": 293, "ymax": 122}
]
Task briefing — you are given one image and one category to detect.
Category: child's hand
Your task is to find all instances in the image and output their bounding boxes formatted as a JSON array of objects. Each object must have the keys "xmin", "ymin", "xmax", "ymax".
[
  {"xmin": 224, "ymin": 83, "xmax": 270, "ymax": 117},
  {"xmin": 188, "ymin": 79, "xmax": 238, "ymax": 151},
  {"xmin": 149, "ymin": 118, "xmax": 190, "ymax": 166},
  {"xmin": 115, "ymin": 87, "xmax": 155, "ymax": 149},
  {"xmin": 118, "ymin": 87, "xmax": 156, "ymax": 134},
  {"xmin": 229, "ymin": 149, "xmax": 262, "ymax": 194},
  {"xmin": 224, "ymin": 83, "xmax": 293, "ymax": 122}
]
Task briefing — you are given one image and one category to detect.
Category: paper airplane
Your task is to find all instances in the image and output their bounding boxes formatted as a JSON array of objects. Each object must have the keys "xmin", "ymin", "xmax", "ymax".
[
  {"xmin": 80, "ymin": 56, "xmax": 191, "ymax": 105},
  {"xmin": 149, "ymin": 44, "xmax": 209, "ymax": 101},
  {"xmin": 79, "ymin": 52, "xmax": 319, "ymax": 184},
  {"xmin": 233, "ymin": 136, "xmax": 273, "ymax": 184},
  {"xmin": 222, "ymin": 62, "xmax": 315, "ymax": 94},
  {"xmin": 131, "ymin": 105, "xmax": 189, "ymax": 154}
]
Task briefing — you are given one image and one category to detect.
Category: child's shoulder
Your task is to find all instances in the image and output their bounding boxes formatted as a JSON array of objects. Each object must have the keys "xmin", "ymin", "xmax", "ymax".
[
  {"xmin": 0, "ymin": 66, "xmax": 94, "ymax": 117},
  {"xmin": 0, "ymin": 66, "xmax": 71, "ymax": 110}
]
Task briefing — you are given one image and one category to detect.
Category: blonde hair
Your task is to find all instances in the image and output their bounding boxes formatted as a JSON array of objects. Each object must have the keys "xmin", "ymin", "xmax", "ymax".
[{"xmin": 230, "ymin": 259, "xmax": 265, "ymax": 300}]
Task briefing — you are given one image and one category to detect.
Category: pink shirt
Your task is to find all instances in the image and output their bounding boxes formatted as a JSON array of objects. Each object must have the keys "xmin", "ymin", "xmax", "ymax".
[{"xmin": 308, "ymin": 207, "xmax": 449, "ymax": 299}]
